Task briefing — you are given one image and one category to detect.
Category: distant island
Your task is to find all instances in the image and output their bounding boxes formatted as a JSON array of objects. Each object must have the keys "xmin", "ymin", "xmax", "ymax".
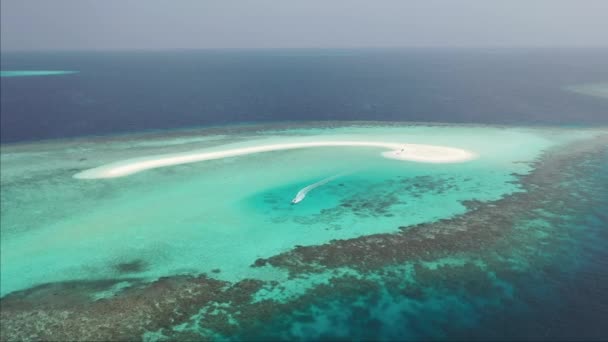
[{"xmin": 565, "ymin": 82, "xmax": 608, "ymax": 99}]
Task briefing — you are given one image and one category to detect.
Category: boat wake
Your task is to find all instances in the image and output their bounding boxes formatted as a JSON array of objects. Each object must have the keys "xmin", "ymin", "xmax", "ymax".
[{"xmin": 291, "ymin": 173, "xmax": 344, "ymax": 204}]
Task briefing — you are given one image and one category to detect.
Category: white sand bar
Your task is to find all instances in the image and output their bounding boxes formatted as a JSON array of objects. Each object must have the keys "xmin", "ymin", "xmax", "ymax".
[{"xmin": 74, "ymin": 141, "xmax": 477, "ymax": 179}]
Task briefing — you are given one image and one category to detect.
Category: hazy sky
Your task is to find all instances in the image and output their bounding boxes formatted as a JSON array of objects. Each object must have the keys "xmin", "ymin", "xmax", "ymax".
[{"xmin": 2, "ymin": 0, "xmax": 607, "ymax": 51}]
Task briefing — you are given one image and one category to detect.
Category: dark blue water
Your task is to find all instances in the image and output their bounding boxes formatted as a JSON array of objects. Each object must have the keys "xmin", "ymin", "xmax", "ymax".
[{"xmin": 2, "ymin": 48, "xmax": 608, "ymax": 143}]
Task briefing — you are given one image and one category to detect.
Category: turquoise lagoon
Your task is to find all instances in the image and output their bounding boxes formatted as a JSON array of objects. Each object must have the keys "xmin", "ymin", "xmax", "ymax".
[{"xmin": 0, "ymin": 123, "xmax": 602, "ymax": 297}]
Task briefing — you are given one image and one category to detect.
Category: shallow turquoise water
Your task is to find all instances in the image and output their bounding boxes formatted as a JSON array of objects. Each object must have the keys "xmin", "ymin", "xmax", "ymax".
[
  {"xmin": 240, "ymin": 140, "xmax": 608, "ymax": 341},
  {"xmin": 0, "ymin": 123, "xmax": 602, "ymax": 297},
  {"xmin": 0, "ymin": 70, "xmax": 78, "ymax": 77}
]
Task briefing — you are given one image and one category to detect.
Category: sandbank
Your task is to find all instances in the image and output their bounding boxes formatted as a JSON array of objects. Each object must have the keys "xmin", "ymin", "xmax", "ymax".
[{"xmin": 74, "ymin": 141, "xmax": 477, "ymax": 179}]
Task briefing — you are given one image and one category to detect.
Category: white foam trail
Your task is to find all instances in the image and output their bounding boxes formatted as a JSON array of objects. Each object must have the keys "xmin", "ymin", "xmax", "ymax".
[{"xmin": 291, "ymin": 173, "xmax": 343, "ymax": 204}]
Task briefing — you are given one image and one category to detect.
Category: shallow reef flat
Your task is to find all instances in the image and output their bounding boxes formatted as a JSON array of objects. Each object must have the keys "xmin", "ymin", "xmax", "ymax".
[
  {"xmin": 0, "ymin": 70, "xmax": 78, "ymax": 77},
  {"xmin": 1, "ymin": 122, "xmax": 607, "ymax": 340},
  {"xmin": 565, "ymin": 82, "xmax": 608, "ymax": 99}
]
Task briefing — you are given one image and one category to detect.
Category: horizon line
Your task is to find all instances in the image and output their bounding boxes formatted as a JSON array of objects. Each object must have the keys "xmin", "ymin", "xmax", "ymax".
[{"xmin": 2, "ymin": 45, "xmax": 608, "ymax": 54}]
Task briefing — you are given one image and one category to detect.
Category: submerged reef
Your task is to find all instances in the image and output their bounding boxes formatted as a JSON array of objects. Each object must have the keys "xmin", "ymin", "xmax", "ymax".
[{"xmin": 1, "ymin": 134, "xmax": 607, "ymax": 341}]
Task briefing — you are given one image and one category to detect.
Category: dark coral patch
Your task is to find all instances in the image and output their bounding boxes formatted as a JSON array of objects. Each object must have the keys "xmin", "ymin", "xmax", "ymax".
[{"xmin": 115, "ymin": 260, "xmax": 149, "ymax": 274}]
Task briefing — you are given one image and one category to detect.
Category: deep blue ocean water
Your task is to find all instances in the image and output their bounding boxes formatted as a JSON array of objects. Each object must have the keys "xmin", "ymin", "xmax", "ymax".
[{"xmin": 2, "ymin": 48, "xmax": 608, "ymax": 143}]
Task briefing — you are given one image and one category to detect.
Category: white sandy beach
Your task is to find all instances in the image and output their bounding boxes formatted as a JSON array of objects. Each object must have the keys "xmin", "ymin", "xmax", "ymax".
[{"xmin": 74, "ymin": 141, "xmax": 477, "ymax": 179}]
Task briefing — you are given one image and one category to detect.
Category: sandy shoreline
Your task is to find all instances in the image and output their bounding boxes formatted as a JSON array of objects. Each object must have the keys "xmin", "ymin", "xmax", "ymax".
[{"xmin": 74, "ymin": 141, "xmax": 477, "ymax": 179}]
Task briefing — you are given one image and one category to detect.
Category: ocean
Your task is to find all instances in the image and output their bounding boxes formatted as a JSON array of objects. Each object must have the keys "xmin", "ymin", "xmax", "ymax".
[
  {"xmin": 0, "ymin": 49, "xmax": 607, "ymax": 341},
  {"xmin": 2, "ymin": 48, "xmax": 608, "ymax": 143}
]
